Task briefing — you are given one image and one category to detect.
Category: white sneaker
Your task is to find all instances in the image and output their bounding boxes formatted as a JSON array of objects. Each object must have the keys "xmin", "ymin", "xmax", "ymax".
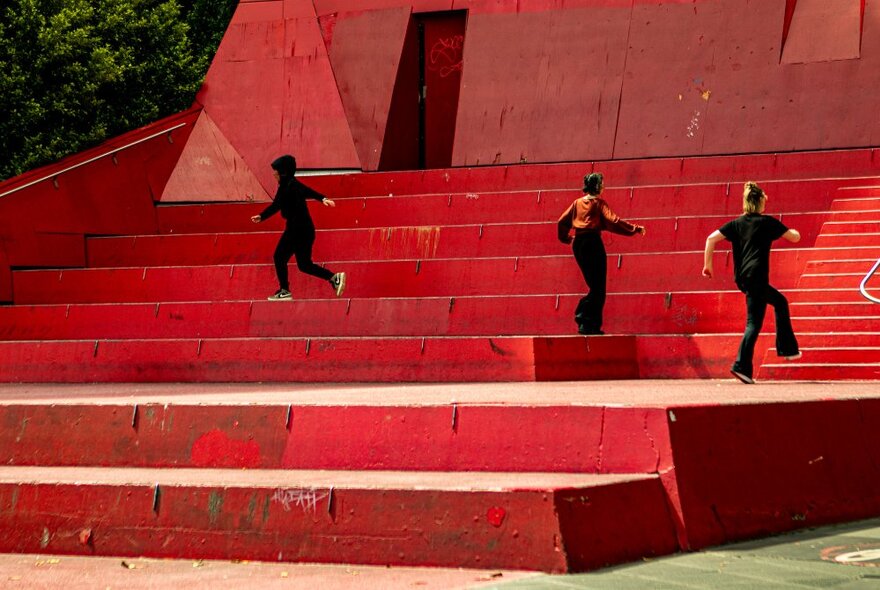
[
  {"xmin": 782, "ymin": 352, "xmax": 802, "ymax": 361},
  {"xmin": 330, "ymin": 272, "xmax": 346, "ymax": 297},
  {"xmin": 267, "ymin": 288, "xmax": 292, "ymax": 301}
]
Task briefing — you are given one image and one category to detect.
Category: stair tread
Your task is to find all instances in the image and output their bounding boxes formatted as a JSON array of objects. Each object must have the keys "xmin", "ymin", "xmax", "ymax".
[{"xmin": 0, "ymin": 465, "xmax": 650, "ymax": 490}]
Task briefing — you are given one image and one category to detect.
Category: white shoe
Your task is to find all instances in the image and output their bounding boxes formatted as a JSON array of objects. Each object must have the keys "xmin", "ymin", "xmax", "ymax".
[
  {"xmin": 782, "ymin": 352, "xmax": 802, "ymax": 361},
  {"xmin": 267, "ymin": 288, "xmax": 292, "ymax": 301},
  {"xmin": 330, "ymin": 272, "xmax": 346, "ymax": 297}
]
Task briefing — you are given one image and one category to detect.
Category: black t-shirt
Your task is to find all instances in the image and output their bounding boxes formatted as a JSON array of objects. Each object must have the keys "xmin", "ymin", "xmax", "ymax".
[{"xmin": 719, "ymin": 214, "xmax": 788, "ymax": 289}]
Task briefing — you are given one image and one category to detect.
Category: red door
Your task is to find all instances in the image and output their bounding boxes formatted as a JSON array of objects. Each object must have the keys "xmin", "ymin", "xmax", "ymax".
[{"xmin": 419, "ymin": 12, "xmax": 466, "ymax": 169}]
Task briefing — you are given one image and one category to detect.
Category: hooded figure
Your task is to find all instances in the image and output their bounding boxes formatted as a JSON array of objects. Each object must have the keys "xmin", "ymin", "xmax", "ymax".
[{"xmin": 251, "ymin": 155, "xmax": 346, "ymax": 300}]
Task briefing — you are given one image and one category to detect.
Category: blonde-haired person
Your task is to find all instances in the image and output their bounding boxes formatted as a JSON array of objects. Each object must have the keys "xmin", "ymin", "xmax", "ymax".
[
  {"xmin": 558, "ymin": 172, "xmax": 646, "ymax": 335},
  {"xmin": 703, "ymin": 182, "xmax": 802, "ymax": 384}
]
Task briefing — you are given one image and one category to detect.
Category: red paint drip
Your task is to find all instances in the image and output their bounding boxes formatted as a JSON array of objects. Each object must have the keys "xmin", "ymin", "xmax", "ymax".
[
  {"xmin": 191, "ymin": 429, "xmax": 261, "ymax": 468},
  {"xmin": 486, "ymin": 506, "xmax": 506, "ymax": 527}
]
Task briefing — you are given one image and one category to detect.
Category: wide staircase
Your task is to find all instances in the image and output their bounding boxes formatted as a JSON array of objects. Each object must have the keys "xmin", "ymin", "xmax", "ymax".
[
  {"xmin": 1, "ymin": 151, "xmax": 880, "ymax": 572},
  {"xmin": 2, "ymin": 158, "xmax": 880, "ymax": 382}
]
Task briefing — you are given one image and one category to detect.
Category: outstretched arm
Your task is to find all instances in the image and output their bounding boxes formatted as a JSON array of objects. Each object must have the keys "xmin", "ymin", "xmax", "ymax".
[
  {"xmin": 782, "ymin": 228, "xmax": 801, "ymax": 243},
  {"xmin": 702, "ymin": 230, "xmax": 725, "ymax": 278},
  {"xmin": 600, "ymin": 202, "xmax": 645, "ymax": 236}
]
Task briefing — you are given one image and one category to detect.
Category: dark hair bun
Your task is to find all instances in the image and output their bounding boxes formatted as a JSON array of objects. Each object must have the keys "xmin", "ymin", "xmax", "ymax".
[{"xmin": 583, "ymin": 172, "xmax": 604, "ymax": 195}]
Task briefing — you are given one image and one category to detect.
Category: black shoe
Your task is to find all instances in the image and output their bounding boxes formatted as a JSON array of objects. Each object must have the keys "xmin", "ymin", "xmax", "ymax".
[
  {"xmin": 577, "ymin": 325, "xmax": 604, "ymax": 335},
  {"xmin": 730, "ymin": 369, "xmax": 755, "ymax": 384}
]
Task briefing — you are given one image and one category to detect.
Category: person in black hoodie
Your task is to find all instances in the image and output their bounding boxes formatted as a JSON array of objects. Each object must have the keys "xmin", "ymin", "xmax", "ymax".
[{"xmin": 250, "ymin": 155, "xmax": 346, "ymax": 300}]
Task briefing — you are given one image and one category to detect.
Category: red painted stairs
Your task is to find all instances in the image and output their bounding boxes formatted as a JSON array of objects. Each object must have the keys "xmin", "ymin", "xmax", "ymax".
[{"xmin": 762, "ymin": 187, "xmax": 880, "ymax": 381}]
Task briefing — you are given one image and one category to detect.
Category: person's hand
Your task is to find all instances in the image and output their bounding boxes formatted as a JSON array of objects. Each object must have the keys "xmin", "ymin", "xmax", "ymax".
[
  {"xmin": 322, "ymin": 198, "xmax": 336, "ymax": 207},
  {"xmin": 702, "ymin": 265, "xmax": 713, "ymax": 278},
  {"xmin": 637, "ymin": 225, "xmax": 647, "ymax": 236},
  {"xmin": 250, "ymin": 215, "xmax": 261, "ymax": 224}
]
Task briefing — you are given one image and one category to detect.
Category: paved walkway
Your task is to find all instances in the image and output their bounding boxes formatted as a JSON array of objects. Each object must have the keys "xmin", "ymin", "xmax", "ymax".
[
  {"xmin": 3, "ymin": 519, "xmax": 880, "ymax": 589},
  {"xmin": 488, "ymin": 518, "xmax": 880, "ymax": 589}
]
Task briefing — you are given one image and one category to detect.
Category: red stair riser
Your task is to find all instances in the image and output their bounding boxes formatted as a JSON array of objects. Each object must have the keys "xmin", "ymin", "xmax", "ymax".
[
  {"xmin": 830, "ymin": 197, "xmax": 880, "ymax": 211},
  {"xmin": 0, "ymin": 404, "xmax": 671, "ymax": 473},
  {"xmin": 0, "ymin": 336, "xmax": 639, "ymax": 383},
  {"xmin": 155, "ymin": 180, "xmax": 844, "ymax": 234},
  {"xmin": 0, "ymin": 476, "xmax": 677, "ymax": 572},
  {"xmin": 0, "ymin": 292, "xmax": 753, "ymax": 340},
  {"xmin": 760, "ymin": 365, "xmax": 880, "ymax": 380},
  {"xmin": 86, "ymin": 213, "xmax": 825, "ymax": 267},
  {"xmin": 768, "ymin": 349, "xmax": 880, "ymax": 363},
  {"xmin": 814, "ymin": 235, "xmax": 880, "ymax": 249},
  {"xmin": 10, "ymin": 252, "xmax": 802, "ymax": 304}
]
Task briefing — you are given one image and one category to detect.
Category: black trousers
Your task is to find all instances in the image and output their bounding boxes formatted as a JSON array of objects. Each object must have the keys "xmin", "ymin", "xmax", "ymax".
[
  {"xmin": 572, "ymin": 232, "xmax": 607, "ymax": 332},
  {"xmin": 733, "ymin": 282, "xmax": 799, "ymax": 377},
  {"xmin": 273, "ymin": 224, "xmax": 333, "ymax": 291}
]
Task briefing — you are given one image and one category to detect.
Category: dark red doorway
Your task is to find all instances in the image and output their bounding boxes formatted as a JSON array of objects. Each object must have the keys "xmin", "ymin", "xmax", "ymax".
[
  {"xmin": 379, "ymin": 11, "xmax": 466, "ymax": 171},
  {"xmin": 418, "ymin": 12, "xmax": 466, "ymax": 169}
]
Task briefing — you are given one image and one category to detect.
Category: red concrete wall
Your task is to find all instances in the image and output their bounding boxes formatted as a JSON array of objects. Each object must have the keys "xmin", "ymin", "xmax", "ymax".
[
  {"xmin": 0, "ymin": 108, "xmax": 199, "ymax": 302},
  {"xmin": 183, "ymin": 0, "xmax": 880, "ymax": 190}
]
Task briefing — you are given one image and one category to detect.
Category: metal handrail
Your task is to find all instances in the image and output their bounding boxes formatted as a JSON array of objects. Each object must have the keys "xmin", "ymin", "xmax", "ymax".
[
  {"xmin": 860, "ymin": 258, "xmax": 880, "ymax": 304},
  {"xmin": 0, "ymin": 122, "xmax": 187, "ymax": 199}
]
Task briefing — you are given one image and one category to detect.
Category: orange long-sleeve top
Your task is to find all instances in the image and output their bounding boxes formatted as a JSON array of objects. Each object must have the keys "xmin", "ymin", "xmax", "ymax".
[{"xmin": 557, "ymin": 196, "xmax": 639, "ymax": 243}]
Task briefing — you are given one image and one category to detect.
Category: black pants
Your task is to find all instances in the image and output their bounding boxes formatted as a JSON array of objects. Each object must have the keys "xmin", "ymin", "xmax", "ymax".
[
  {"xmin": 572, "ymin": 232, "xmax": 607, "ymax": 332},
  {"xmin": 733, "ymin": 282, "xmax": 799, "ymax": 377},
  {"xmin": 273, "ymin": 224, "xmax": 333, "ymax": 291}
]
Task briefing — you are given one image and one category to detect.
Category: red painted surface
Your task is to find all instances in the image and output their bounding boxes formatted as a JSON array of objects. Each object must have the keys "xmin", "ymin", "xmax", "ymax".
[
  {"xmin": 0, "ymin": 336, "xmax": 637, "ymax": 383},
  {"xmin": 377, "ymin": 13, "xmax": 421, "ymax": 170},
  {"xmin": 161, "ymin": 110, "xmax": 269, "ymax": 202},
  {"xmin": 452, "ymin": 6, "xmax": 628, "ymax": 165},
  {"xmin": 195, "ymin": 0, "xmax": 359, "ymax": 189},
  {"xmin": 667, "ymin": 399, "xmax": 880, "ymax": 550},
  {"xmin": 420, "ymin": 11, "xmax": 466, "ymax": 168},
  {"xmin": 326, "ymin": 7, "xmax": 411, "ymax": 170},
  {"xmin": 0, "ymin": 404, "xmax": 287, "ymax": 468},
  {"xmin": 781, "ymin": 0, "xmax": 861, "ymax": 64},
  {"xmin": 0, "ymin": 470, "xmax": 675, "ymax": 572},
  {"xmin": 0, "ymin": 402, "xmax": 670, "ymax": 474},
  {"xmin": 191, "ymin": 429, "xmax": 262, "ymax": 468},
  {"xmin": 0, "ymin": 108, "xmax": 198, "ymax": 302},
  {"xmin": 6, "ymin": 250, "xmax": 798, "ymax": 305}
]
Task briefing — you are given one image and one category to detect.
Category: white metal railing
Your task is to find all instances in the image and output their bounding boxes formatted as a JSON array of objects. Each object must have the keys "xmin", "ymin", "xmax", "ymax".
[
  {"xmin": 0, "ymin": 122, "xmax": 187, "ymax": 199},
  {"xmin": 860, "ymin": 258, "xmax": 880, "ymax": 304}
]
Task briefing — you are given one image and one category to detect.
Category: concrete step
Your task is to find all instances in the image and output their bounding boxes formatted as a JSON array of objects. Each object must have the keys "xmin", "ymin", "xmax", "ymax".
[
  {"xmin": 830, "ymin": 196, "xmax": 880, "ymax": 211},
  {"xmin": 791, "ymin": 317, "xmax": 880, "ymax": 333},
  {"xmin": 0, "ymin": 292, "xmax": 756, "ymax": 340},
  {"xmin": 299, "ymin": 151, "xmax": 878, "ymax": 197},
  {"xmin": 86, "ymin": 212, "xmax": 827, "ymax": 267},
  {"xmin": 0, "ymin": 401, "xmax": 668, "ymax": 473},
  {"xmin": 0, "ymin": 335, "xmax": 640, "ymax": 383},
  {"xmin": 9, "ymin": 250, "xmax": 807, "ymax": 305},
  {"xmin": 790, "ymin": 301, "xmax": 880, "ymax": 316},
  {"xmin": 760, "ymin": 363, "xmax": 880, "ymax": 381},
  {"xmin": 155, "ymin": 178, "xmax": 847, "ymax": 234},
  {"xmin": 783, "ymin": 348, "xmax": 880, "ymax": 363},
  {"xmin": 814, "ymin": 233, "xmax": 880, "ymax": 248},
  {"xmin": 820, "ymin": 220, "xmax": 880, "ymax": 234},
  {"xmin": 0, "ymin": 466, "xmax": 677, "ymax": 572}
]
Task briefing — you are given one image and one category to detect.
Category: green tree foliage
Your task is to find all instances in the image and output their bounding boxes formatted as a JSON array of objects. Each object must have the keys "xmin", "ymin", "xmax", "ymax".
[{"xmin": 0, "ymin": 0, "xmax": 237, "ymax": 181}]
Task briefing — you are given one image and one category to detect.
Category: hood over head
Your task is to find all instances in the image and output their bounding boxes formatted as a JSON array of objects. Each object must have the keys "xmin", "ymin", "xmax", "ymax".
[{"xmin": 271, "ymin": 155, "xmax": 297, "ymax": 178}]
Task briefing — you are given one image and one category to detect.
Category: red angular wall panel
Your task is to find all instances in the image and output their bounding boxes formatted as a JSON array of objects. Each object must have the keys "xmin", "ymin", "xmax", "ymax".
[
  {"xmin": 452, "ymin": 7, "xmax": 630, "ymax": 166},
  {"xmin": 782, "ymin": 0, "xmax": 861, "ymax": 64},
  {"xmin": 326, "ymin": 7, "xmax": 412, "ymax": 170},
  {"xmin": 197, "ymin": 0, "xmax": 359, "ymax": 193}
]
